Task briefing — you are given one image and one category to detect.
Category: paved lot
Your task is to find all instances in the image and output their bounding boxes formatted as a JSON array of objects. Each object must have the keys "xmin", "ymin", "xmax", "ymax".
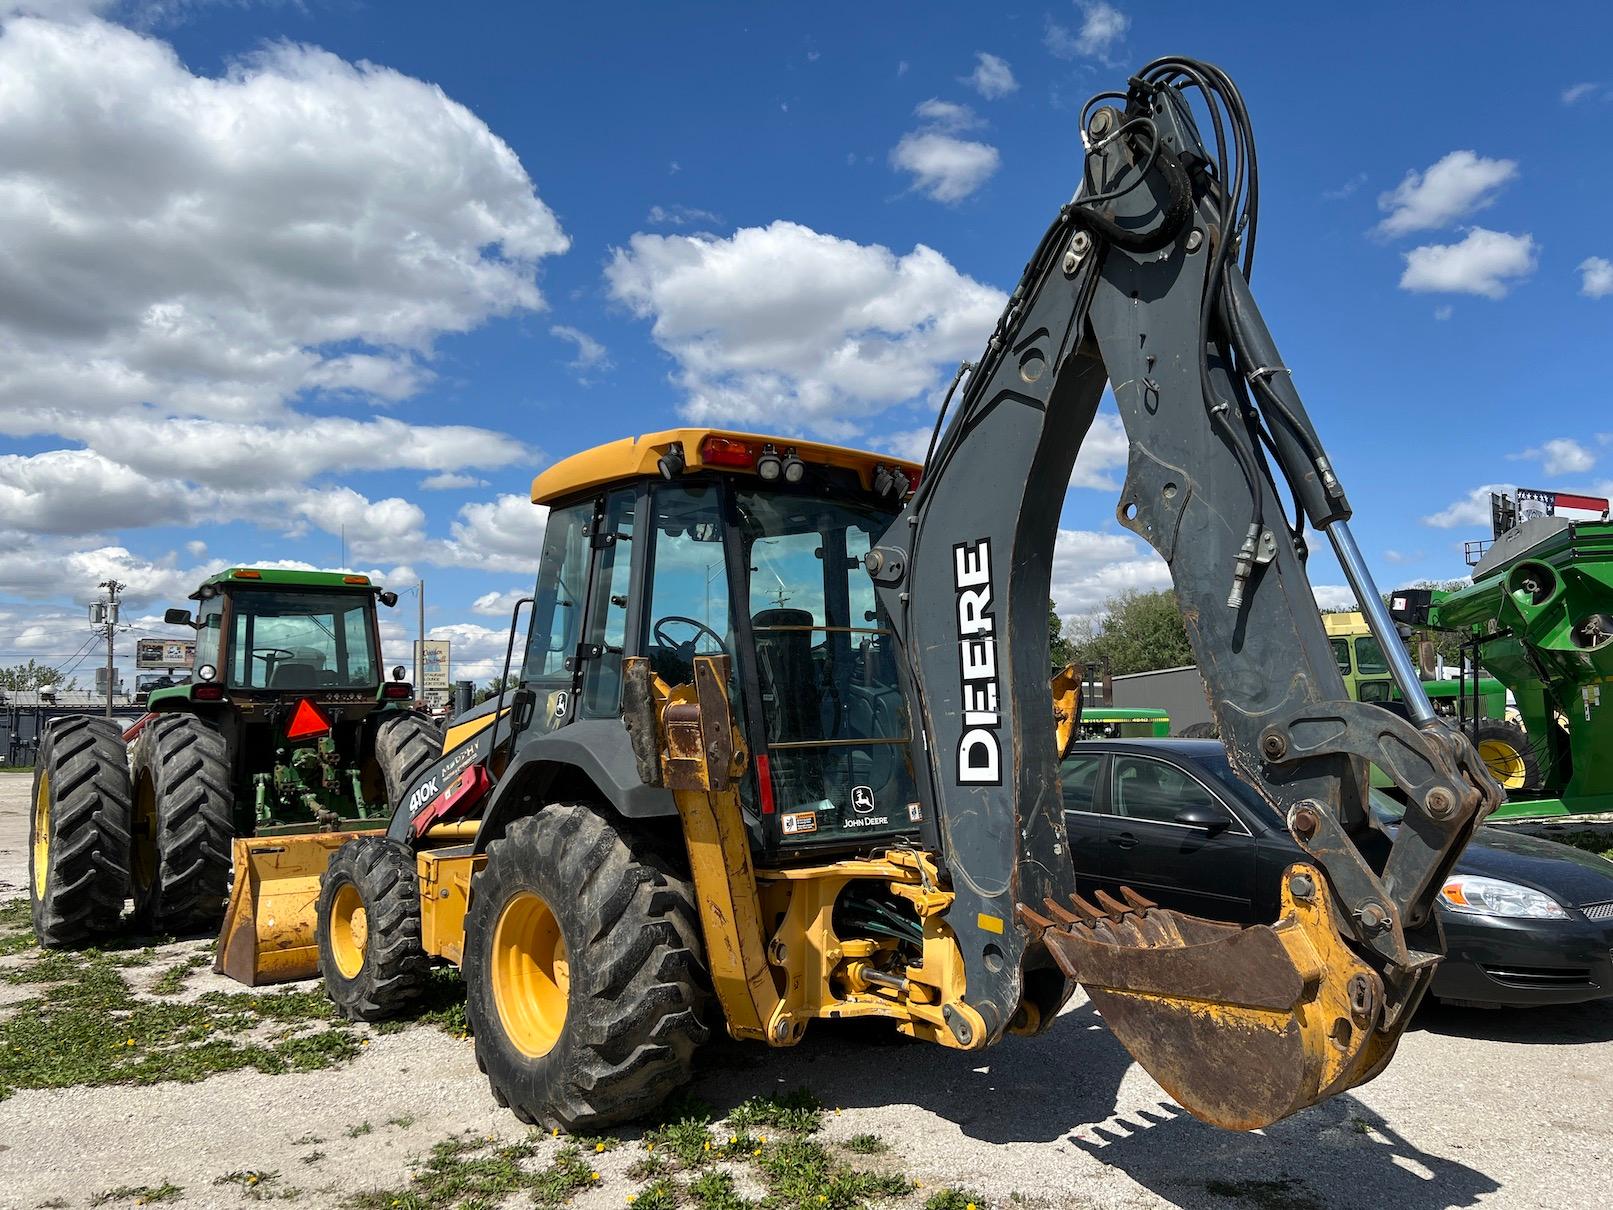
[{"xmin": 1, "ymin": 769, "xmax": 1610, "ymax": 1209}]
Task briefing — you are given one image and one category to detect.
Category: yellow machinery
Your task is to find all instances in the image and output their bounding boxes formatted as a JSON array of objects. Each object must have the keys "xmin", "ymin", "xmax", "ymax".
[{"xmin": 212, "ymin": 56, "xmax": 1501, "ymax": 1135}]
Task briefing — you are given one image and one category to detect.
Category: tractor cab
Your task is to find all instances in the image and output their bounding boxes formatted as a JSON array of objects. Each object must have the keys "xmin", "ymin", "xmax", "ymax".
[{"xmin": 521, "ymin": 430, "xmax": 921, "ymax": 856}]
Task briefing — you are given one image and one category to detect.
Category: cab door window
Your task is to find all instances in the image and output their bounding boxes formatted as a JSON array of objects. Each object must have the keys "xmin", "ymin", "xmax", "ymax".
[
  {"xmin": 579, "ymin": 489, "xmax": 638, "ymax": 718},
  {"xmin": 520, "ymin": 500, "xmax": 592, "ymax": 732}
]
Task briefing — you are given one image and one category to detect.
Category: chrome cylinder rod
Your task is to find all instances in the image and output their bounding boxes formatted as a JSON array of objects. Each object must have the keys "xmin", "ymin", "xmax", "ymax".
[{"xmin": 1325, "ymin": 519, "xmax": 1435, "ymax": 724}]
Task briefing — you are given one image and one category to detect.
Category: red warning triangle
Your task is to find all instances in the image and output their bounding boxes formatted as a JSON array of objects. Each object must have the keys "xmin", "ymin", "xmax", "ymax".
[{"xmin": 285, "ymin": 697, "xmax": 331, "ymax": 740}]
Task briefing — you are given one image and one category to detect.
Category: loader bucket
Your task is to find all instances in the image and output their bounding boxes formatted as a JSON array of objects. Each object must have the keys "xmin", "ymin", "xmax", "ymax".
[
  {"xmin": 1023, "ymin": 863, "xmax": 1417, "ymax": 1131},
  {"xmin": 215, "ymin": 832, "xmax": 377, "ymax": 986}
]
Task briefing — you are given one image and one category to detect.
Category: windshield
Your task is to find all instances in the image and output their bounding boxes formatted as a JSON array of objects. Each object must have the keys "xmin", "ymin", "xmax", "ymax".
[{"xmin": 227, "ymin": 589, "xmax": 378, "ymax": 690}]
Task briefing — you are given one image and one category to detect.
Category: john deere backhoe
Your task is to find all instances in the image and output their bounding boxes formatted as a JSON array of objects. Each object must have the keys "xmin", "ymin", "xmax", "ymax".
[{"xmin": 208, "ymin": 57, "xmax": 1497, "ymax": 1133}]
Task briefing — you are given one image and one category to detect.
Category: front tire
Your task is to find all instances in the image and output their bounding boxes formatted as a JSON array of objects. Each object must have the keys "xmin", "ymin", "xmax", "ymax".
[
  {"xmin": 129, "ymin": 714, "xmax": 234, "ymax": 933},
  {"xmin": 317, "ymin": 837, "xmax": 430, "ymax": 1020},
  {"xmin": 464, "ymin": 804, "xmax": 708, "ymax": 1130},
  {"xmin": 372, "ymin": 713, "xmax": 443, "ymax": 810},
  {"xmin": 29, "ymin": 717, "xmax": 133, "ymax": 947}
]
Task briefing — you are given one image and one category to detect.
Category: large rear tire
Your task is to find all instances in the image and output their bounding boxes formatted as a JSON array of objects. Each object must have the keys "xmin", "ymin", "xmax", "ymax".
[
  {"xmin": 129, "ymin": 714, "xmax": 234, "ymax": 933},
  {"xmin": 464, "ymin": 804, "xmax": 708, "ymax": 1130},
  {"xmin": 29, "ymin": 717, "xmax": 133, "ymax": 947},
  {"xmin": 1474, "ymin": 719, "xmax": 1540, "ymax": 793},
  {"xmin": 373, "ymin": 713, "xmax": 442, "ymax": 810},
  {"xmin": 317, "ymin": 836, "xmax": 430, "ymax": 1020}
]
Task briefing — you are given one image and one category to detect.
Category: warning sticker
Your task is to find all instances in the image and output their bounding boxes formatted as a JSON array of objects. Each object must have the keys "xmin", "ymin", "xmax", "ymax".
[
  {"xmin": 781, "ymin": 811, "xmax": 818, "ymax": 836},
  {"xmin": 907, "ymin": 802, "xmax": 923, "ymax": 823}
]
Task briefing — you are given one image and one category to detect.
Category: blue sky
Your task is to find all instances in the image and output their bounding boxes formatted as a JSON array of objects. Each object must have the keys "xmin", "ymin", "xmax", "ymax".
[{"xmin": 2, "ymin": 0, "xmax": 1611, "ymax": 689}]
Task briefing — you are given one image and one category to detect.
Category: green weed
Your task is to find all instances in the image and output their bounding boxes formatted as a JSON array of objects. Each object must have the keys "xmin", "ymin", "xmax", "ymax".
[
  {"xmin": 727, "ymin": 1087, "xmax": 823, "ymax": 1134},
  {"xmin": 924, "ymin": 1191, "xmax": 986, "ymax": 1210},
  {"xmin": 689, "ymin": 1169, "xmax": 753, "ymax": 1209},
  {"xmin": 843, "ymin": 1134, "xmax": 887, "ymax": 1155},
  {"xmin": 150, "ymin": 954, "xmax": 209, "ymax": 996},
  {"xmin": 631, "ymin": 1178, "xmax": 684, "ymax": 1210},
  {"xmin": 90, "ymin": 1182, "xmax": 183, "ymax": 1206},
  {"xmin": 755, "ymin": 1136, "xmax": 911, "ymax": 1210}
]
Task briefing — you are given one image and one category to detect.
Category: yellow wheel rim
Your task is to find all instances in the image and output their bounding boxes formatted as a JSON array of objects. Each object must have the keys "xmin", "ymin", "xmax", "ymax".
[
  {"xmin": 329, "ymin": 882, "xmax": 369, "ymax": 980},
  {"xmin": 131, "ymin": 776, "xmax": 158, "ymax": 895},
  {"xmin": 1478, "ymin": 739, "xmax": 1526, "ymax": 790},
  {"xmin": 491, "ymin": 890, "xmax": 570, "ymax": 1058},
  {"xmin": 32, "ymin": 770, "xmax": 51, "ymax": 894}
]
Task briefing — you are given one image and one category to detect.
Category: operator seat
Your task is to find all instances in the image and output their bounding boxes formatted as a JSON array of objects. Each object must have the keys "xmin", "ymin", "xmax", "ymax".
[
  {"xmin": 269, "ymin": 663, "xmax": 318, "ymax": 690},
  {"xmin": 751, "ymin": 608, "xmax": 817, "ymax": 743}
]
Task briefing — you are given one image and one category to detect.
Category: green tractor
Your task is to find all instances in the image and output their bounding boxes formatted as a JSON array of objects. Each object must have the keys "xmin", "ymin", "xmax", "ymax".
[
  {"xmin": 1392, "ymin": 491, "xmax": 1613, "ymax": 819},
  {"xmin": 29, "ymin": 568, "xmax": 442, "ymax": 945}
]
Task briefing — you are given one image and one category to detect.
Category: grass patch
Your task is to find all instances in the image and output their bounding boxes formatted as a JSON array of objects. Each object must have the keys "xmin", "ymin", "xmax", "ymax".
[
  {"xmin": 924, "ymin": 1191, "xmax": 986, "ymax": 1210},
  {"xmin": 349, "ymin": 1134, "xmax": 601, "ymax": 1210},
  {"xmin": 0, "ymin": 898, "xmax": 35, "ymax": 956},
  {"xmin": 1205, "ymin": 1177, "xmax": 1322, "ymax": 1210},
  {"xmin": 345, "ymin": 1122, "xmax": 373, "ymax": 1139},
  {"xmin": 150, "ymin": 954, "xmax": 210, "ymax": 996},
  {"xmin": 90, "ymin": 1182, "xmax": 183, "ymax": 1206},
  {"xmin": 0, "ymin": 948, "xmax": 360, "ymax": 1100},
  {"xmin": 214, "ymin": 1170, "xmax": 296, "ymax": 1201},
  {"xmin": 755, "ymin": 1136, "xmax": 912, "ymax": 1210},
  {"xmin": 727, "ymin": 1087, "xmax": 823, "ymax": 1134},
  {"xmin": 386, "ymin": 1114, "xmax": 418, "ymax": 1130},
  {"xmin": 843, "ymin": 1134, "xmax": 887, "ymax": 1155},
  {"xmin": 1552, "ymin": 830, "xmax": 1613, "ymax": 862},
  {"xmin": 688, "ymin": 1169, "xmax": 752, "ymax": 1209},
  {"xmin": 632, "ymin": 1177, "xmax": 685, "ymax": 1209}
]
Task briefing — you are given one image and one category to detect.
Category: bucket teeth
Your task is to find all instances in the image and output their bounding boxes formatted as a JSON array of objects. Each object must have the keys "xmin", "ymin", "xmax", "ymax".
[
  {"xmin": 1120, "ymin": 886, "xmax": 1157, "ymax": 912},
  {"xmin": 1094, "ymin": 889, "xmax": 1135, "ymax": 917}
]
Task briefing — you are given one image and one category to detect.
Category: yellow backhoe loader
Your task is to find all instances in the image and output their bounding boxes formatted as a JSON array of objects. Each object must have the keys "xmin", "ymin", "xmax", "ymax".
[{"xmin": 208, "ymin": 57, "xmax": 1499, "ymax": 1132}]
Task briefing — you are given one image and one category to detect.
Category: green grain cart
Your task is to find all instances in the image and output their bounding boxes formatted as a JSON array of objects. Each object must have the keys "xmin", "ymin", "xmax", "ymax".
[{"xmin": 1392, "ymin": 499, "xmax": 1613, "ymax": 820}]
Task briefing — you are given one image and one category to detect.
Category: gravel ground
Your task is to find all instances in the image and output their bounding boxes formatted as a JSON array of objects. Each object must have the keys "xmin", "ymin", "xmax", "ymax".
[{"xmin": 1, "ymin": 770, "xmax": 1610, "ymax": 1210}]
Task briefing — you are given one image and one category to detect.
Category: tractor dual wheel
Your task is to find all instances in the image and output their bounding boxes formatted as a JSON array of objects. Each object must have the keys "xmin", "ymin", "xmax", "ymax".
[
  {"xmin": 1474, "ymin": 719, "xmax": 1540, "ymax": 793},
  {"xmin": 464, "ymin": 803, "xmax": 709, "ymax": 1131},
  {"xmin": 373, "ymin": 713, "xmax": 444, "ymax": 811},
  {"xmin": 29, "ymin": 717, "xmax": 133, "ymax": 947},
  {"xmin": 317, "ymin": 837, "xmax": 430, "ymax": 1020},
  {"xmin": 129, "ymin": 714, "xmax": 234, "ymax": 933}
]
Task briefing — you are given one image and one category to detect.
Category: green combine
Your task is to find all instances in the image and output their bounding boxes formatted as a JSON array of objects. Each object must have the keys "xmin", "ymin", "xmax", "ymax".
[
  {"xmin": 29, "ymin": 568, "xmax": 441, "ymax": 945},
  {"xmin": 1392, "ymin": 489, "xmax": 1613, "ymax": 819}
]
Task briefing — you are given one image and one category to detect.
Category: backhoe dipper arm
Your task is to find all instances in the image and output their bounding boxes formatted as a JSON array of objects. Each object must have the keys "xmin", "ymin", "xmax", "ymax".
[{"xmin": 870, "ymin": 60, "xmax": 1501, "ymax": 1121}]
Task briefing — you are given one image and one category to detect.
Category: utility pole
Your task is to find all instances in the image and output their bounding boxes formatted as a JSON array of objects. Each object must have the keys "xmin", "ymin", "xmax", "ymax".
[{"xmin": 96, "ymin": 579, "xmax": 124, "ymax": 718}]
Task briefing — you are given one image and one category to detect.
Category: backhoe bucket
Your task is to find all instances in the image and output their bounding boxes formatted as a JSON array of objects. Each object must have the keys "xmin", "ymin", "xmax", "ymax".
[
  {"xmin": 215, "ymin": 832, "xmax": 376, "ymax": 986},
  {"xmin": 1023, "ymin": 864, "xmax": 1420, "ymax": 1131}
]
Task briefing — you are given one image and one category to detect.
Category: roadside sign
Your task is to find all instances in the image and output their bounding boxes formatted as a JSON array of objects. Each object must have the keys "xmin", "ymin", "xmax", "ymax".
[{"xmin": 135, "ymin": 638, "xmax": 196, "ymax": 669}]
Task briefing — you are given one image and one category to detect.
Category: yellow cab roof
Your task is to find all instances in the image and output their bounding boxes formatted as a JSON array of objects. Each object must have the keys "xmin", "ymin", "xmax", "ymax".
[
  {"xmin": 1321, "ymin": 611, "xmax": 1368, "ymax": 637},
  {"xmin": 531, "ymin": 428, "xmax": 921, "ymax": 505}
]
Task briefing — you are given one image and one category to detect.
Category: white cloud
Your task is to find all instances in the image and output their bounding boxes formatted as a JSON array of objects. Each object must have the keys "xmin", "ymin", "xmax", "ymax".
[
  {"xmin": 1375, "ymin": 151, "xmax": 1517, "ymax": 237},
  {"xmin": 419, "ymin": 471, "xmax": 490, "ymax": 491},
  {"xmin": 1422, "ymin": 483, "xmax": 1514, "ymax": 528},
  {"xmin": 646, "ymin": 204, "xmax": 722, "ymax": 228},
  {"xmin": 1398, "ymin": 228, "xmax": 1537, "ymax": 299},
  {"xmin": 1579, "ymin": 256, "xmax": 1613, "ymax": 299},
  {"xmin": 1509, "ymin": 437, "xmax": 1596, "ymax": 477},
  {"xmin": 1322, "ymin": 172, "xmax": 1367, "ymax": 201},
  {"xmin": 912, "ymin": 97, "xmax": 983, "ymax": 131},
  {"xmin": 1051, "ymin": 528, "xmax": 1170, "ymax": 619},
  {"xmin": 1070, "ymin": 409, "xmax": 1128, "ymax": 490},
  {"xmin": 891, "ymin": 131, "xmax": 999, "ymax": 203},
  {"xmin": 1562, "ymin": 82, "xmax": 1600, "ymax": 105},
  {"xmin": 1433, "ymin": 305, "xmax": 1454, "ymax": 321},
  {"xmin": 965, "ymin": 52, "xmax": 1016, "ymax": 100},
  {"xmin": 438, "ymin": 495, "xmax": 551, "ymax": 574},
  {"xmin": 1310, "ymin": 585, "xmax": 1358, "ymax": 612},
  {"xmin": 471, "ymin": 588, "xmax": 530, "ymax": 617},
  {"xmin": 422, "ymin": 620, "xmax": 512, "ymax": 683},
  {"xmin": 1045, "ymin": 1, "xmax": 1129, "ymax": 62},
  {"xmin": 605, "ymin": 221, "xmax": 1005, "ymax": 434},
  {"xmin": 550, "ymin": 324, "xmax": 610, "ymax": 373},
  {"xmin": 0, "ymin": 448, "xmax": 193, "ymax": 533}
]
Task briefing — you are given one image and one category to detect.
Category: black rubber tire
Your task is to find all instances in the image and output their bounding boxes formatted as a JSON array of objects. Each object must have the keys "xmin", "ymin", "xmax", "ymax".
[
  {"xmin": 317, "ymin": 836, "xmax": 430, "ymax": 1020},
  {"xmin": 374, "ymin": 713, "xmax": 443, "ymax": 810},
  {"xmin": 464, "ymin": 804, "xmax": 708, "ymax": 1130},
  {"xmin": 1473, "ymin": 719, "xmax": 1541, "ymax": 793},
  {"xmin": 1176, "ymin": 720, "xmax": 1220, "ymax": 739},
  {"xmin": 129, "ymin": 714, "xmax": 235, "ymax": 933},
  {"xmin": 29, "ymin": 716, "xmax": 133, "ymax": 947}
]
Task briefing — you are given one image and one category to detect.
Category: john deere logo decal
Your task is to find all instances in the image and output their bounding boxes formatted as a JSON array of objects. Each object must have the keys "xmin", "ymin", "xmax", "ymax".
[{"xmin": 851, "ymin": 785, "xmax": 875, "ymax": 814}]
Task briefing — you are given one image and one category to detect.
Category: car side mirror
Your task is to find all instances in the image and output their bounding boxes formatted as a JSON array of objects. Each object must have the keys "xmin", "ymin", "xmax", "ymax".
[
  {"xmin": 164, "ymin": 607, "xmax": 193, "ymax": 627},
  {"xmin": 1175, "ymin": 803, "xmax": 1231, "ymax": 834}
]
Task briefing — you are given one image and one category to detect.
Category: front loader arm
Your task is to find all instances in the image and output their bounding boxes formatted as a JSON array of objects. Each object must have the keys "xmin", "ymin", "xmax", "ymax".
[{"xmin": 870, "ymin": 59, "xmax": 1501, "ymax": 1126}]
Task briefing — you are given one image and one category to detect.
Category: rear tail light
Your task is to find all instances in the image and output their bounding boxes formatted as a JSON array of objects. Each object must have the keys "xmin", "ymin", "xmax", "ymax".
[
  {"xmin": 700, "ymin": 436, "xmax": 756, "ymax": 469},
  {"xmin": 383, "ymin": 682, "xmax": 413, "ymax": 700},
  {"xmin": 193, "ymin": 684, "xmax": 225, "ymax": 701}
]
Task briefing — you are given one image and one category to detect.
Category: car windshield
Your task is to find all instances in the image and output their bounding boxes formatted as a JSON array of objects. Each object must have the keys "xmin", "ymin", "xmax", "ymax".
[
  {"xmin": 227, "ymin": 589, "xmax": 378, "ymax": 689},
  {"xmin": 1190, "ymin": 744, "xmax": 1406, "ymax": 827}
]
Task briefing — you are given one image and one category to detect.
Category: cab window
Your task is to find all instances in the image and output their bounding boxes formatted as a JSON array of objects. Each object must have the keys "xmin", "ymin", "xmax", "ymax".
[
  {"xmin": 225, "ymin": 590, "xmax": 378, "ymax": 690},
  {"xmin": 1331, "ymin": 637, "xmax": 1351, "ymax": 677},
  {"xmin": 1355, "ymin": 636, "xmax": 1390, "ymax": 676},
  {"xmin": 1061, "ymin": 754, "xmax": 1103, "ymax": 814},
  {"xmin": 519, "ymin": 499, "xmax": 592, "ymax": 732}
]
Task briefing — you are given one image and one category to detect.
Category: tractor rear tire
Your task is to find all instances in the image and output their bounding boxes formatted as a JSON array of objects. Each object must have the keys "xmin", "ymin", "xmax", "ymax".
[
  {"xmin": 1474, "ymin": 719, "xmax": 1541, "ymax": 793},
  {"xmin": 374, "ymin": 713, "xmax": 443, "ymax": 811},
  {"xmin": 463, "ymin": 804, "xmax": 708, "ymax": 1131},
  {"xmin": 130, "ymin": 714, "xmax": 234, "ymax": 934},
  {"xmin": 29, "ymin": 716, "xmax": 133, "ymax": 947},
  {"xmin": 317, "ymin": 837, "xmax": 430, "ymax": 1020}
]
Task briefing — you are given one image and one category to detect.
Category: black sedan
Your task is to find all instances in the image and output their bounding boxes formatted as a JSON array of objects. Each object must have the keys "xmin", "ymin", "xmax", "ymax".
[{"xmin": 1061, "ymin": 739, "xmax": 1613, "ymax": 1008}]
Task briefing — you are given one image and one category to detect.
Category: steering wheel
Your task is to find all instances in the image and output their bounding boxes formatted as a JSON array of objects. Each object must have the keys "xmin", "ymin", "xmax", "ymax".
[
  {"xmin": 653, "ymin": 616, "xmax": 729, "ymax": 656},
  {"xmin": 251, "ymin": 647, "xmax": 296, "ymax": 664}
]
